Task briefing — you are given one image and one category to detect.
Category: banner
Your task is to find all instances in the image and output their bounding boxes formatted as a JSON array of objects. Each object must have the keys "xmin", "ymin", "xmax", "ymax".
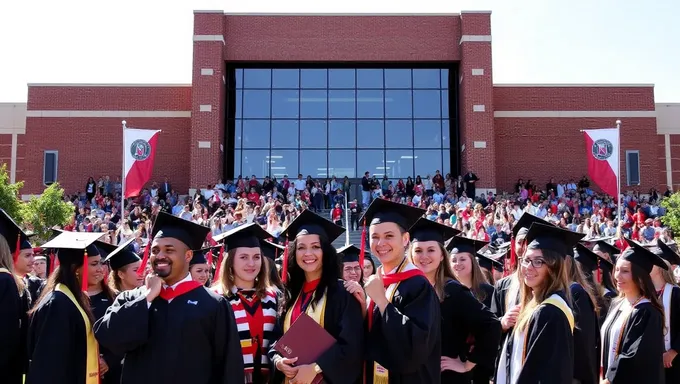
[
  {"xmin": 123, "ymin": 128, "xmax": 161, "ymax": 198},
  {"xmin": 583, "ymin": 128, "xmax": 619, "ymax": 198}
]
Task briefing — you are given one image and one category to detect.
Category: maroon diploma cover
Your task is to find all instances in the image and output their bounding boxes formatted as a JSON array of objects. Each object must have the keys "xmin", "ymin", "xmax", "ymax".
[{"xmin": 274, "ymin": 313, "xmax": 336, "ymax": 384}]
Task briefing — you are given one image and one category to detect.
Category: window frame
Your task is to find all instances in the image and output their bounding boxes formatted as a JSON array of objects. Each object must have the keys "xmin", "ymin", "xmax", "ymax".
[
  {"xmin": 43, "ymin": 150, "xmax": 58, "ymax": 186},
  {"xmin": 625, "ymin": 150, "xmax": 641, "ymax": 186}
]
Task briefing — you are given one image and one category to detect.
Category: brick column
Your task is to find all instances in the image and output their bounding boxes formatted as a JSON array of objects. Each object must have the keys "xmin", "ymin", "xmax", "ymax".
[
  {"xmin": 458, "ymin": 11, "xmax": 496, "ymax": 192},
  {"xmin": 190, "ymin": 10, "xmax": 226, "ymax": 189}
]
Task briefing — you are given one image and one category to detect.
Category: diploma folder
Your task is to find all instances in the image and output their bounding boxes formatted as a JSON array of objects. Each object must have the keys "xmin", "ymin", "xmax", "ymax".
[{"xmin": 274, "ymin": 313, "xmax": 336, "ymax": 384}]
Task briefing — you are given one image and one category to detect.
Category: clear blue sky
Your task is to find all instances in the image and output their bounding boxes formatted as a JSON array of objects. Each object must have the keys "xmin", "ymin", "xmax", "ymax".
[{"xmin": 0, "ymin": 0, "xmax": 677, "ymax": 102}]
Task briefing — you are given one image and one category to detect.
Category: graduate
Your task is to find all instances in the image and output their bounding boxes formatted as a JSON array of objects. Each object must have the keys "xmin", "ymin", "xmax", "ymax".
[
  {"xmin": 600, "ymin": 238, "xmax": 666, "ymax": 384},
  {"xmin": 189, "ymin": 247, "xmax": 212, "ymax": 286},
  {"xmin": 651, "ymin": 239, "xmax": 680, "ymax": 382},
  {"xmin": 259, "ymin": 240, "xmax": 284, "ymax": 292},
  {"xmin": 0, "ymin": 209, "xmax": 29, "ymax": 384},
  {"xmin": 591, "ymin": 238, "xmax": 621, "ymax": 300},
  {"xmin": 449, "ymin": 236, "xmax": 494, "ymax": 308},
  {"xmin": 213, "ymin": 223, "xmax": 279, "ymax": 384},
  {"xmin": 269, "ymin": 210, "xmax": 364, "ymax": 384},
  {"xmin": 104, "ymin": 238, "xmax": 143, "ymax": 292},
  {"xmin": 94, "ymin": 212, "xmax": 245, "ymax": 384},
  {"xmin": 26, "ymin": 231, "xmax": 105, "ymax": 384},
  {"xmin": 575, "ymin": 243, "xmax": 616, "ymax": 327},
  {"xmin": 360, "ymin": 199, "xmax": 441, "ymax": 384},
  {"xmin": 497, "ymin": 223, "xmax": 583, "ymax": 384},
  {"xmin": 338, "ymin": 244, "xmax": 364, "ymax": 284},
  {"xmin": 413, "ymin": 222, "xmax": 500, "ymax": 384},
  {"xmin": 477, "ymin": 251, "xmax": 505, "ymax": 286}
]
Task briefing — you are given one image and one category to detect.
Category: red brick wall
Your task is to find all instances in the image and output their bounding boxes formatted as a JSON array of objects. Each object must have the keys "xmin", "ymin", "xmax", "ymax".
[
  {"xmin": 0, "ymin": 134, "xmax": 27, "ymax": 183},
  {"xmin": 27, "ymin": 86, "xmax": 191, "ymax": 111},
  {"xmin": 493, "ymin": 86, "xmax": 655, "ymax": 111}
]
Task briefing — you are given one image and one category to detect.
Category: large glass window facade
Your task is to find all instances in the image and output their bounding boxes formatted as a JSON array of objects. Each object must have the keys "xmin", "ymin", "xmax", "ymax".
[{"xmin": 230, "ymin": 67, "xmax": 453, "ymax": 179}]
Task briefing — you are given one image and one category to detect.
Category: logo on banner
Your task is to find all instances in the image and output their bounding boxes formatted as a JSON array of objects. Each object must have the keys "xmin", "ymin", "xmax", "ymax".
[
  {"xmin": 591, "ymin": 139, "xmax": 613, "ymax": 161},
  {"xmin": 130, "ymin": 139, "xmax": 152, "ymax": 161}
]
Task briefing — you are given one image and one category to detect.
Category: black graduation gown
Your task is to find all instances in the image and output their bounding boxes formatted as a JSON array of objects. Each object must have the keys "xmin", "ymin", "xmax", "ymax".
[
  {"xmin": 268, "ymin": 280, "xmax": 364, "ymax": 384},
  {"xmin": 440, "ymin": 280, "xmax": 501, "ymax": 384},
  {"xmin": 599, "ymin": 289, "xmax": 617, "ymax": 326},
  {"xmin": 490, "ymin": 275, "xmax": 519, "ymax": 374},
  {"xmin": 94, "ymin": 285, "xmax": 245, "ymax": 384},
  {"xmin": 501, "ymin": 292, "xmax": 574, "ymax": 384},
  {"xmin": 570, "ymin": 282, "xmax": 598, "ymax": 384},
  {"xmin": 601, "ymin": 301, "xmax": 665, "ymax": 384},
  {"xmin": 0, "ymin": 273, "xmax": 23, "ymax": 384},
  {"xmin": 478, "ymin": 282, "xmax": 494, "ymax": 309},
  {"xmin": 26, "ymin": 290, "xmax": 89, "ymax": 384},
  {"xmin": 89, "ymin": 291, "xmax": 121, "ymax": 384},
  {"xmin": 24, "ymin": 275, "xmax": 44, "ymax": 304},
  {"xmin": 365, "ymin": 274, "xmax": 441, "ymax": 384},
  {"xmin": 663, "ymin": 285, "xmax": 680, "ymax": 383}
]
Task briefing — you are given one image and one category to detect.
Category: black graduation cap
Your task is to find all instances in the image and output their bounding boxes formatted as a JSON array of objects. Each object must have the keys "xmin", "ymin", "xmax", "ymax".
[
  {"xmin": 656, "ymin": 239, "xmax": 680, "ymax": 265},
  {"xmin": 103, "ymin": 238, "xmax": 141, "ymax": 271},
  {"xmin": 41, "ymin": 232, "xmax": 103, "ymax": 265},
  {"xmin": 476, "ymin": 253, "xmax": 503, "ymax": 273},
  {"xmin": 279, "ymin": 209, "xmax": 345, "ymax": 243},
  {"xmin": 213, "ymin": 223, "xmax": 273, "ymax": 251},
  {"xmin": 337, "ymin": 244, "xmax": 361, "ymax": 263},
  {"xmin": 0, "ymin": 208, "xmax": 31, "ymax": 253},
  {"xmin": 447, "ymin": 236, "xmax": 489, "ymax": 254},
  {"xmin": 190, "ymin": 248, "xmax": 209, "ymax": 266},
  {"xmin": 622, "ymin": 238, "xmax": 668, "ymax": 273},
  {"xmin": 359, "ymin": 198, "xmax": 424, "ymax": 231},
  {"xmin": 524, "ymin": 223, "xmax": 585, "ymax": 257},
  {"xmin": 574, "ymin": 243, "xmax": 613, "ymax": 272},
  {"xmin": 591, "ymin": 238, "xmax": 621, "ymax": 256},
  {"xmin": 408, "ymin": 218, "xmax": 461, "ymax": 245},
  {"xmin": 151, "ymin": 211, "xmax": 210, "ymax": 250},
  {"xmin": 260, "ymin": 240, "xmax": 285, "ymax": 260},
  {"xmin": 95, "ymin": 241, "xmax": 118, "ymax": 259},
  {"xmin": 513, "ymin": 213, "xmax": 547, "ymax": 239}
]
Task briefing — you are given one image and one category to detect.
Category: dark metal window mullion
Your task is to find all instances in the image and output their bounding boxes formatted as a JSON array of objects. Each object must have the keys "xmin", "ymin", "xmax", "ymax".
[
  {"xmin": 269, "ymin": 69, "xmax": 274, "ymax": 178},
  {"xmin": 411, "ymin": 69, "xmax": 416, "ymax": 177},
  {"xmin": 382, "ymin": 69, "xmax": 387, "ymax": 179},
  {"xmin": 355, "ymin": 69, "xmax": 359, "ymax": 178}
]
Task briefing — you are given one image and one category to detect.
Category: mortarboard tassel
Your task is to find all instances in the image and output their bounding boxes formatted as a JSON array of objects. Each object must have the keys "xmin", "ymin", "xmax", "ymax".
[
  {"xmin": 137, "ymin": 243, "xmax": 150, "ymax": 277},
  {"xmin": 13, "ymin": 234, "xmax": 20, "ymax": 264},
  {"xmin": 508, "ymin": 237, "xmax": 517, "ymax": 276},
  {"xmin": 206, "ymin": 248, "xmax": 214, "ymax": 272},
  {"xmin": 597, "ymin": 258, "xmax": 602, "ymax": 284},
  {"xmin": 358, "ymin": 218, "xmax": 367, "ymax": 273},
  {"xmin": 81, "ymin": 250, "xmax": 89, "ymax": 293},
  {"xmin": 282, "ymin": 239, "xmax": 289, "ymax": 284},
  {"xmin": 49, "ymin": 252, "xmax": 56, "ymax": 275},
  {"xmin": 214, "ymin": 244, "xmax": 225, "ymax": 282}
]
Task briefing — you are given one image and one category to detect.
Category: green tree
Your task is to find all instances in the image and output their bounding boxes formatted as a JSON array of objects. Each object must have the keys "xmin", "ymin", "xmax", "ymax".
[
  {"xmin": 660, "ymin": 193, "xmax": 680, "ymax": 237},
  {"xmin": 0, "ymin": 163, "xmax": 24, "ymax": 222},
  {"xmin": 22, "ymin": 182, "xmax": 74, "ymax": 243}
]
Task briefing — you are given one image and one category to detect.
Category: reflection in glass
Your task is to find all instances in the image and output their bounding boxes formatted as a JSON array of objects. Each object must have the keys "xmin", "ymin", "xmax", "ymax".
[
  {"xmin": 300, "ymin": 90, "xmax": 328, "ymax": 118},
  {"xmin": 357, "ymin": 69, "xmax": 384, "ymax": 89},
  {"xmin": 242, "ymin": 120, "xmax": 270, "ymax": 149},
  {"xmin": 441, "ymin": 90, "xmax": 449, "ymax": 119},
  {"xmin": 329, "ymin": 69, "xmax": 355, "ymax": 89},
  {"xmin": 442, "ymin": 149, "xmax": 451, "ymax": 176},
  {"xmin": 328, "ymin": 150, "xmax": 356, "ymax": 178},
  {"xmin": 244, "ymin": 69, "xmax": 271, "ymax": 88},
  {"xmin": 271, "ymin": 90, "xmax": 299, "ymax": 119},
  {"xmin": 328, "ymin": 90, "xmax": 356, "ymax": 118},
  {"xmin": 441, "ymin": 120, "xmax": 450, "ymax": 149},
  {"xmin": 357, "ymin": 150, "xmax": 385, "ymax": 177},
  {"xmin": 300, "ymin": 150, "xmax": 328, "ymax": 178},
  {"xmin": 235, "ymin": 90, "xmax": 242, "ymax": 118},
  {"xmin": 272, "ymin": 69, "xmax": 299, "ymax": 88},
  {"xmin": 235, "ymin": 69, "xmax": 243, "ymax": 89},
  {"xmin": 414, "ymin": 120, "xmax": 442, "ymax": 148},
  {"xmin": 243, "ymin": 90, "xmax": 271, "ymax": 118},
  {"xmin": 414, "ymin": 149, "xmax": 442, "ymax": 177},
  {"xmin": 384, "ymin": 69, "xmax": 412, "ymax": 89},
  {"xmin": 413, "ymin": 90, "xmax": 441, "ymax": 119},
  {"xmin": 270, "ymin": 150, "xmax": 299, "ymax": 178},
  {"xmin": 234, "ymin": 119, "xmax": 242, "ymax": 149},
  {"xmin": 234, "ymin": 150, "xmax": 241, "ymax": 176},
  {"xmin": 328, "ymin": 120, "xmax": 355, "ymax": 148},
  {"xmin": 385, "ymin": 90, "xmax": 412, "ymax": 119},
  {"xmin": 385, "ymin": 120, "xmax": 413, "ymax": 148},
  {"xmin": 356, "ymin": 120, "xmax": 384, "ymax": 149},
  {"xmin": 441, "ymin": 69, "xmax": 449, "ymax": 89},
  {"xmin": 241, "ymin": 150, "xmax": 270, "ymax": 178},
  {"xmin": 301, "ymin": 69, "xmax": 327, "ymax": 89},
  {"xmin": 357, "ymin": 90, "xmax": 384, "ymax": 119},
  {"xmin": 300, "ymin": 120, "xmax": 327, "ymax": 149},
  {"xmin": 386, "ymin": 149, "xmax": 414, "ymax": 179},
  {"xmin": 412, "ymin": 69, "xmax": 440, "ymax": 89},
  {"xmin": 271, "ymin": 120, "xmax": 298, "ymax": 148}
]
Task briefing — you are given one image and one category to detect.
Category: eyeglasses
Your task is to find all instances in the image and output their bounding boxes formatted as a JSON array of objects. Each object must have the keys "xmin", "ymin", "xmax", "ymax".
[
  {"xmin": 343, "ymin": 267, "xmax": 362, "ymax": 274},
  {"xmin": 520, "ymin": 258, "xmax": 546, "ymax": 269}
]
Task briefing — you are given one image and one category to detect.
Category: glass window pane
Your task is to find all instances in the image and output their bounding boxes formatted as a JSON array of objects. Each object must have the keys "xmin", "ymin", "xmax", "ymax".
[
  {"xmin": 300, "ymin": 120, "xmax": 327, "ymax": 149},
  {"xmin": 300, "ymin": 150, "xmax": 328, "ymax": 178},
  {"xmin": 300, "ymin": 90, "xmax": 327, "ymax": 118},
  {"xmin": 442, "ymin": 120, "xmax": 450, "ymax": 149},
  {"xmin": 414, "ymin": 120, "xmax": 442, "ymax": 148},
  {"xmin": 234, "ymin": 149, "xmax": 241, "ymax": 177},
  {"xmin": 385, "ymin": 120, "xmax": 413, "ymax": 148},
  {"xmin": 241, "ymin": 150, "xmax": 270, "ymax": 178},
  {"xmin": 329, "ymin": 69, "xmax": 355, "ymax": 89},
  {"xmin": 384, "ymin": 69, "xmax": 412, "ymax": 89},
  {"xmin": 235, "ymin": 89, "xmax": 242, "ymax": 118},
  {"xmin": 357, "ymin": 150, "xmax": 385, "ymax": 178},
  {"xmin": 243, "ymin": 90, "xmax": 271, "ymax": 118},
  {"xmin": 235, "ymin": 69, "xmax": 243, "ymax": 89},
  {"xmin": 385, "ymin": 90, "xmax": 412, "ymax": 118},
  {"xmin": 242, "ymin": 120, "xmax": 270, "ymax": 148},
  {"xmin": 442, "ymin": 149, "xmax": 451, "ymax": 176},
  {"xmin": 441, "ymin": 69, "xmax": 449, "ymax": 88},
  {"xmin": 301, "ymin": 69, "xmax": 327, "ymax": 89},
  {"xmin": 329, "ymin": 150, "xmax": 356, "ymax": 178},
  {"xmin": 272, "ymin": 69, "xmax": 299, "ymax": 88},
  {"xmin": 271, "ymin": 90, "xmax": 299, "ymax": 119},
  {"xmin": 234, "ymin": 119, "xmax": 242, "ymax": 149},
  {"xmin": 270, "ymin": 150, "xmax": 299, "ymax": 179},
  {"xmin": 414, "ymin": 149, "xmax": 442, "ymax": 178},
  {"xmin": 357, "ymin": 90, "xmax": 384, "ymax": 118},
  {"xmin": 441, "ymin": 90, "xmax": 449, "ymax": 119},
  {"xmin": 328, "ymin": 120, "xmax": 356, "ymax": 149},
  {"xmin": 328, "ymin": 90, "xmax": 356, "ymax": 118},
  {"xmin": 386, "ymin": 149, "xmax": 414, "ymax": 179},
  {"xmin": 412, "ymin": 69, "xmax": 440, "ymax": 89},
  {"xmin": 243, "ymin": 69, "xmax": 271, "ymax": 88},
  {"xmin": 413, "ymin": 90, "xmax": 441, "ymax": 118},
  {"xmin": 356, "ymin": 120, "xmax": 384, "ymax": 149},
  {"xmin": 357, "ymin": 69, "xmax": 383, "ymax": 89},
  {"xmin": 271, "ymin": 120, "xmax": 299, "ymax": 149}
]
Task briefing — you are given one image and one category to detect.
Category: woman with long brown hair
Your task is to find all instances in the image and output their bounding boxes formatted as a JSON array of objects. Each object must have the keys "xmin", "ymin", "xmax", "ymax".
[
  {"xmin": 408, "ymin": 219, "xmax": 501, "ymax": 384},
  {"xmin": 496, "ymin": 223, "xmax": 583, "ymax": 384},
  {"xmin": 449, "ymin": 237, "xmax": 494, "ymax": 307},
  {"xmin": 600, "ymin": 239, "xmax": 666, "ymax": 384},
  {"xmin": 26, "ymin": 232, "xmax": 104, "ymax": 384}
]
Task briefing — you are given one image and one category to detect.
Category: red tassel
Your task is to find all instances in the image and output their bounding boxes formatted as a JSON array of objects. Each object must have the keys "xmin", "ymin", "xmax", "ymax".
[
  {"xmin": 137, "ymin": 243, "xmax": 150, "ymax": 277},
  {"xmin": 49, "ymin": 252, "xmax": 56, "ymax": 275},
  {"xmin": 597, "ymin": 259, "xmax": 602, "ymax": 284},
  {"xmin": 206, "ymin": 248, "xmax": 213, "ymax": 270},
  {"xmin": 81, "ymin": 250, "xmax": 89, "ymax": 293},
  {"xmin": 282, "ymin": 239, "xmax": 289, "ymax": 284},
  {"xmin": 359, "ymin": 218, "xmax": 367, "ymax": 271},
  {"xmin": 13, "ymin": 234, "xmax": 20, "ymax": 264},
  {"xmin": 213, "ymin": 244, "xmax": 225, "ymax": 282},
  {"xmin": 507, "ymin": 237, "xmax": 517, "ymax": 277}
]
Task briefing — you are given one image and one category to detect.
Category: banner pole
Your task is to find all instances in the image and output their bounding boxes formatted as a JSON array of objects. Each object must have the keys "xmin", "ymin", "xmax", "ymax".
[
  {"xmin": 616, "ymin": 119, "xmax": 622, "ymax": 223},
  {"xmin": 121, "ymin": 120, "xmax": 127, "ymax": 217}
]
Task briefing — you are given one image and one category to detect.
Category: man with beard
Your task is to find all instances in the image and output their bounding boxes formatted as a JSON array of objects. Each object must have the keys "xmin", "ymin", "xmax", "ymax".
[{"xmin": 94, "ymin": 212, "xmax": 244, "ymax": 384}]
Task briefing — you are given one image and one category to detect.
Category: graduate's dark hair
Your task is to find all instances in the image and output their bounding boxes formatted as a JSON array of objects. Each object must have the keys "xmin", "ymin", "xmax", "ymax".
[
  {"xmin": 480, "ymin": 267, "xmax": 495, "ymax": 286},
  {"xmin": 620, "ymin": 262, "xmax": 665, "ymax": 322},
  {"xmin": 282, "ymin": 236, "xmax": 339, "ymax": 314},
  {"xmin": 363, "ymin": 256, "xmax": 376, "ymax": 277},
  {"xmin": 266, "ymin": 257, "xmax": 284, "ymax": 292},
  {"xmin": 29, "ymin": 263, "xmax": 95, "ymax": 324},
  {"xmin": 568, "ymin": 256, "xmax": 600, "ymax": 316},
  {"xmin": 601, "ymin": 267, "xmax": 618, "ymax": 294}
]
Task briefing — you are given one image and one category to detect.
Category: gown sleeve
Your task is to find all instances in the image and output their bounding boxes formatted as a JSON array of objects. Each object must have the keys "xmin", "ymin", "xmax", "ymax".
[
  {"xmin": 490, "ymin": 282, "xmax": 503, "ymax": 317},
  {"xmin": 378, "ymin": 277, "xmax": 440, "ymax": 374},
  {"xmin": 315, "ymin": 288, "xmax": 364, "ymax": 383},
  {"xmin": 0, "ymin": 276, "xmax": 20, "ymax": 372},
  {"xmin": 93, "ymin": 288, "xmax": 151, "ymax": 356},
  {"xmin": 212, "ymin": 296, "xmax": 245, "ymax": 384},
  {"xmin": 671, "ymin": 288, "xmax": 680, "ymax": 353},
  {"xmin": 516, "ymin": 304, "xmax": 573, "ymax": 384},
  {"xmin": 605, "ymin": 306, "xmax": 664, "ymax": 382},
  {"xmin": 571, "ymin": 284, "xmax": 599, "ymax": 384}
]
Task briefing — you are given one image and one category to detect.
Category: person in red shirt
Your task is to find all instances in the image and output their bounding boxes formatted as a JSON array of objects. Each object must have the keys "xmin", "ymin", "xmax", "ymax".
[
  {"xmin": 331, "ymin": 203, "xmax": 343, "ymax": 226},
  {"xmin": 246, "ymin": 188, "xmax": 260, "ymax": 205},
  {"xmin": 632, "ymin": 207, "xmax": 646, "ymax": 226}
]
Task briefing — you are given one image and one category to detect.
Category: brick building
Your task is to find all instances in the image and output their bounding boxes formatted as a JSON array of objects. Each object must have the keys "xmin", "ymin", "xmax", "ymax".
[{"xmin": 0, "ymin": 11, "xmax": 671, "ymax": 198}]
